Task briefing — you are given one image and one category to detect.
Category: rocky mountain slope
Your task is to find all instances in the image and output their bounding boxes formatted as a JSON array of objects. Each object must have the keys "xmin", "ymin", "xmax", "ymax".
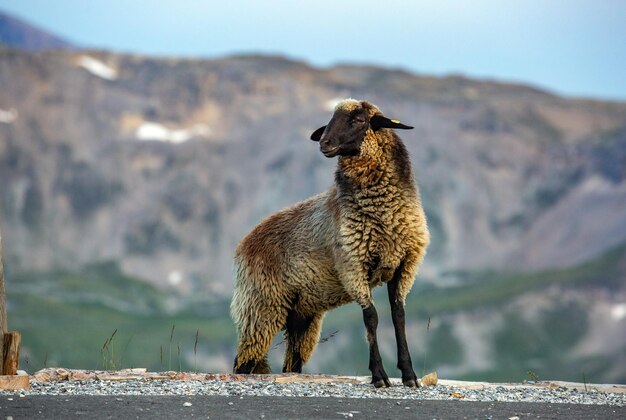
[{"xmin": 1, "ymin": 47, "xmax": 625, "ymax": 296}]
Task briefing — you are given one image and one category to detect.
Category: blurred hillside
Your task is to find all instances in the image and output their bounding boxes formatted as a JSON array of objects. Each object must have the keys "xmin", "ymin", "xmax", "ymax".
[
  {"xmin": 0, "ymin": 15, "xmax": 625, "ymax": 382},
  {"xmin": 1, "ymin": 47, "xmax": 625, "ymax": 293}
]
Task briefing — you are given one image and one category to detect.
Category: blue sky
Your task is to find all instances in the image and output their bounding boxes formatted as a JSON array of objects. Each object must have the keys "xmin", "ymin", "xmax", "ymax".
[{"xmin": 1, "ymin": 0, "xmax": 625, "ymax": 100}]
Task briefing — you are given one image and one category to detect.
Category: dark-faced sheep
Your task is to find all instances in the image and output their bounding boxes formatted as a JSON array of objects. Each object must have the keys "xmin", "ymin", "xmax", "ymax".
[{"xmin": 231, "ymin": 99, "xmax": 429, "ymax": 387}]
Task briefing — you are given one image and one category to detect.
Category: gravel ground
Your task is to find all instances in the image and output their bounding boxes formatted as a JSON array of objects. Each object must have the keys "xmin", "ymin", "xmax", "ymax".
[{"xmin": 2, "ymin": 375, "xmax": 625, "ymax": 406}]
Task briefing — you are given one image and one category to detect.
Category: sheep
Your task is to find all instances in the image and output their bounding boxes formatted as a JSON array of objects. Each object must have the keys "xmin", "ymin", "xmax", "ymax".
[{"xmin": 230, "ymin": 99, "xmax": 429, "ymax": 387}]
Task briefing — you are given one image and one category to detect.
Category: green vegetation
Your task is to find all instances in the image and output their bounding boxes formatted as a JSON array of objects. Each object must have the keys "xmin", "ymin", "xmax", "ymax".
[
  {"xmin": 491, "ymin": 301, "xmax": 589, "ymax": 381},
  {"xmin": 406, "ymin": 242, "xmax": 625, "ymax": 316},
  {"xmin": 8, "ymin": 262, "xmax": 235, "ymax": 372},
  {"xmin": 6, "ymin": 243, "xmax": 625, "ymax": 383},
  {"xmin": 429, "ymin": 321, "xmax": 463, "ymax": 366}
]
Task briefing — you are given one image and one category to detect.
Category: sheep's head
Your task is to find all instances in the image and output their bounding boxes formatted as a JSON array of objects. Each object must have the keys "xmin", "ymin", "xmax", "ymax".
[{"xmin": 310, "ymin": 99, "xmax": 413, "ymax": 158}]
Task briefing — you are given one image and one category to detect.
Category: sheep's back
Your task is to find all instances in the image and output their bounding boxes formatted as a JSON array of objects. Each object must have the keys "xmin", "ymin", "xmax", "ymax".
[{"xmin": 233, "ymin": 191, "xmax": 350, "ymax": 315}]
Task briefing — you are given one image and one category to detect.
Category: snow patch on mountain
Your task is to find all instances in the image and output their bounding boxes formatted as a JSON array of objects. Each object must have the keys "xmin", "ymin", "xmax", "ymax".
[
  {"xmin": 77, "ymin": 55, "xmax": 118, "ymax": 80},
  {"xmin": 0, "ymin": 108, "xmax": 18, "ymax": 123},
  {"xmin": 168, "ymin": 270, "xmax": 183, "ymax": 286},
  {"xmin": 134, "ymin": 122, "xmax": 211, "ymax": 144},
  {"xmin": 612, "ymin": 303, "xmax": 626, "ymax": 321}
]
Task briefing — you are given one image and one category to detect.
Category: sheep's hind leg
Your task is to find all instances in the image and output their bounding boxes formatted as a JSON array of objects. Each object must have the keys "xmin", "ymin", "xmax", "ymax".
[
  {"xmin": 233, "ymin": 356, "xmax": 270, "ymax": 374},
  {"xmin": 362, "ymin": 304, "xmax": 391, "ymax": 388},
  {"xmin": 387, "ymin": 261, "xmax": 419, "ymax": 387},
  {"xmin": 233, "ymin": 310, "xmax": 285, "ymax": 374},
  {"xmin": 282, "ymin": 312, "xmax": 323, "ymax": 373}
]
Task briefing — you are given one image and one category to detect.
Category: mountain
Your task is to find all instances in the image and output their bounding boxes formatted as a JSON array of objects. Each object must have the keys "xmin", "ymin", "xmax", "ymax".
[
  {"xmin": 0, "ymin": 39, "xmax": 625, "ymax": 381},
  {"xmin": 1, "ymin": 48, "xmax": 625, "ymax": 294},
  {"xmin": 0, "ymin": 11, "xmax": 73, "ymax": 51}
]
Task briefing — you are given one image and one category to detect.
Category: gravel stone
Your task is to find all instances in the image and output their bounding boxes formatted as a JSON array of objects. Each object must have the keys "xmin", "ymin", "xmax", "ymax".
[{"xmin": 1, "ymin": 378, "xmax": 622, "ymax": 406}]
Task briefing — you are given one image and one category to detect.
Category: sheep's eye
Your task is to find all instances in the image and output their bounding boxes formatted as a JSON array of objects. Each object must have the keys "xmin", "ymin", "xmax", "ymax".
[{"xmin": 352, "ymin": 117, "xmax": 366, "ymax": 124}]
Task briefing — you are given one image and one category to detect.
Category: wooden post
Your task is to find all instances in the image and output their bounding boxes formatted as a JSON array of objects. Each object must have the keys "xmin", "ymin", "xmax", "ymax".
[
  {"xmin": 0, "ymin": 230, "xmax": 29, "ymax": 389},
  {"xmin": 0, "ymin": 230, "xmax": 6, "ymax": 339},
  {"xmin": 2, "ymin": 331, "xmax": 20, "ymax": 375}
]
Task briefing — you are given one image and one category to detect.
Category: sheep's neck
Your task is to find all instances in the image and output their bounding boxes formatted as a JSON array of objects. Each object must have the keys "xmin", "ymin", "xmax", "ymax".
[{"xmin": 338, "ymin": 133, "xmax": 394, "ymax": 190}]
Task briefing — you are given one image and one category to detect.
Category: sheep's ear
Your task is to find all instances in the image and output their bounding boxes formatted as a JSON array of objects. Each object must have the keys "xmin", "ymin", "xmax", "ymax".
[
  {"xmin": 310, "ymin": 125, "xmax": 326, "ymax": 141},
  {"xmin": 370, "ymin": 115, "xmax": 414, "ymax": 131}
]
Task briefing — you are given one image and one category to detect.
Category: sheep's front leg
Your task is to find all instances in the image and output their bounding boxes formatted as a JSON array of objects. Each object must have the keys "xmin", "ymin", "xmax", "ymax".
[
  {"xmin": 338, "ymin": 253, "xmax": 390, "ymax": 387},
  {"xmin": 387, "ymin": 261, "xmax": 419, "ymax": 387},
  {"xmin": 362, "ymin": 303, "xmax": 391, "ymax": 388}
]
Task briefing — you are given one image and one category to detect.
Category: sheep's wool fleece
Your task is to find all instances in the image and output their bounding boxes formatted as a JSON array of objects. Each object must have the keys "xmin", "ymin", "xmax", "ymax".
[{"xmin": 231, "ymin": 99, "xmax": 429, "ymax": 365}]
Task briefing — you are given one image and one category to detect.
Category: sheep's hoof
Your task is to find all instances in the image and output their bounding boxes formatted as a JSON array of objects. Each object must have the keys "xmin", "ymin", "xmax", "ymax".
[
  {"xmin": 402, "ymin": 378, "xmax": 419, "ymax": 388},
  {"xmin": 372, "ymin": 378, "xmax": 391, "ymax": 388}
]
